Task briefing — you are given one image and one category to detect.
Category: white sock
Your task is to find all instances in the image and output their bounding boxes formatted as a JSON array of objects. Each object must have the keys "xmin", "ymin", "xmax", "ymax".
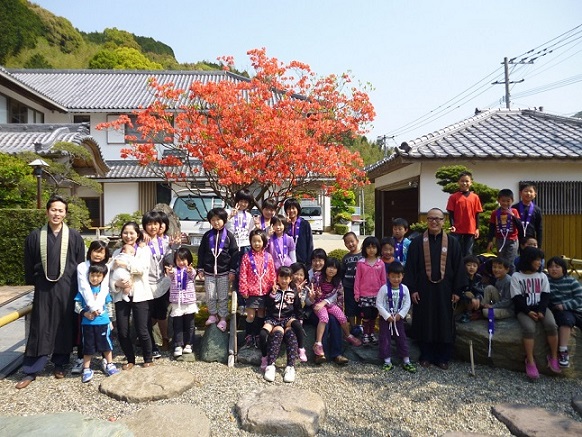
[
  {"xmin": 384, "ymin": 358, "xmax": 391, "ymax": 365},
  {"xmin": 403, "ymin": 357, "xmax": 410, "ymax": 364},
  {"xmin": 559, "ymin": 346, "xmax": 568, "ymax": 352}
]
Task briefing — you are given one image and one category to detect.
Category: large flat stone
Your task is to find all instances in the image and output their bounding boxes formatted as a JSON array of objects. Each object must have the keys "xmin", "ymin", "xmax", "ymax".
[
  {"xmin": 99, "ymin": 365, "xmax": 198, "ymax": 403},
  {"xmin": 492, "ymin": 403, "xmax": 582, "ymax": 436},
  {"xmin": 0, "ymin": 412, "xmax": 131, "ymax": 436},
  {"xmin": 120, "ymin": 404, "xmax": 210, "ymax": 437},
  {"xmin": 236, "ymin": 387, "xmax": 326, "ymax": 436},
  {"xmin": 455, "ymin": 319, "xmax": 581, "ymax": 377}
]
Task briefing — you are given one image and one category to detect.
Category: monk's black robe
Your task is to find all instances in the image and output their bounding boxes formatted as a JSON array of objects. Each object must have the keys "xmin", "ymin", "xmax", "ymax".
[
  {"xmin": 24, "ymin": 226, "xmax": 85, "ymax": 357},
  {"xmin": 404, "ymin": 231, "xmax": 467, "ymax": 344}
]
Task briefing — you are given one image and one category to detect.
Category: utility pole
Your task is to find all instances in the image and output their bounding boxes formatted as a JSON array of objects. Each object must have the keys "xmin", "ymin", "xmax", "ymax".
[{"xmin": 492, "ymin": 57, "xmax": 528, "ymax": 109}]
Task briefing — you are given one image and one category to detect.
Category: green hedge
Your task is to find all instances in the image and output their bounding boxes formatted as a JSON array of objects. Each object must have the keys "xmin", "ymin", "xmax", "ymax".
[{"xmin": 0, "ymin": 209, "xmax": 46, "ymax": 285}]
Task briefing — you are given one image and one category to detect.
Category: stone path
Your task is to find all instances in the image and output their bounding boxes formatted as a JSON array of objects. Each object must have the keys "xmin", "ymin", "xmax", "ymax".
[
  {"xmin": 236, "ymin": 386, "xmax": 326, "ymax": 436},
  {"xmin": 492, "ymin": 403, "xmax": 582, "ymax": 436},
  {"xmin": 0, "ymin": 412, "xmax": 131, "ymax": 437},
  {"xmin": 99, "ymin": 365, "xmax": 198, "ymax": 403},
  {"xmin": 120, "ymin": 404, "xmax": 210, "ymax": 437}
]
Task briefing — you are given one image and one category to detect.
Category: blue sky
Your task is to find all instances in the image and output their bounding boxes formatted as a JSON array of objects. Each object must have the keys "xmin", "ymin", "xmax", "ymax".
[{"xmin": 33, "ymin": 0, "xmax": 582, "ymax": 145}]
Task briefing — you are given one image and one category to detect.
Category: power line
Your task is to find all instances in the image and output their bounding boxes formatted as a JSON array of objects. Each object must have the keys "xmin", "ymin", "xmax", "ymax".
[
  {"xmin": 512, "ymin": 74, "xmax": 582, "ymax": 99},
  {"xmin": 384, "ymin": 67, "xmax": 503, "ymax": 137},
  {"xmin": 383, "ymin": 24, "xmax": 582, "ymax": 140},
  {"xmin": 509, "ymin": 24, "xmax": 582, "ymax": 62}
]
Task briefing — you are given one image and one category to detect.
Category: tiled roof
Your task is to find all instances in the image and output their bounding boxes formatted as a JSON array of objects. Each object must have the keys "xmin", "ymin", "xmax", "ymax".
[
  {"xmin": 95, "ymin": 159, "xmax": 204, "ymax": 181},
  {"xmin": 0, "ymin": 123, "xmax": 109, "ymax": 175},
  {"xmin": 0, "ymin": 67, "xmax": 67, "ymax": 112},
  {"xmin": 367, "ymin": 109, "xmax": 582, "ymax": 175},
  {"xmin": 8, "ymin": 69, "xmax": 251, "ymax": 111},
  {"xmin": 1, "ymin": 123, "xmax": 89, "ymax": 153}
]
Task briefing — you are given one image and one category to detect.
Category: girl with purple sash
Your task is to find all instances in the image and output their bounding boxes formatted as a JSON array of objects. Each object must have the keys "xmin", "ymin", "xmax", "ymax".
[{"xmin": 266, "ymin": 215, "xmax": 297, "ymax": 271}]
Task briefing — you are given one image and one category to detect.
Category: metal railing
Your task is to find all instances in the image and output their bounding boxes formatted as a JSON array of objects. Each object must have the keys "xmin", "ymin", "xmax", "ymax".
[{"xmin": 0, "ymin": 304, "xmax": 32, "ymax": 329}]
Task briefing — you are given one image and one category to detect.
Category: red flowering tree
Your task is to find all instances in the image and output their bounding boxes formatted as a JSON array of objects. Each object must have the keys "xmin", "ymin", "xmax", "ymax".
[{"xmin": 97, "ymin": 48, "xmax": 375, "ymax": 206}]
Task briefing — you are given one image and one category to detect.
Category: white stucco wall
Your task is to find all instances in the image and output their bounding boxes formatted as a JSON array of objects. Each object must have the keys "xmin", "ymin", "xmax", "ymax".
[{"xmin": 103, "ymin": 182, "xmax": 139, "ymax": 224}]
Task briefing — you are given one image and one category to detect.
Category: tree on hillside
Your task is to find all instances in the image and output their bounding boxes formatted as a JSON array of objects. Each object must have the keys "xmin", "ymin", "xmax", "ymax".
[
  {"xmin": 97, "ymin": 48, "xmax": 375, "ymax": 207},
  {"xmin": 89, "ymin": 47, "xmax": 163, "ymax": 70},
  {"xmin": 0, "ymin": 0, "xmax": 42, "ymax": 63},
  {"xmin": 24, "ymin": 53, "xmax": 53, "ymax": 69},
  {"xmin": 30, "ymin": 4, "xmax": 83, "ymax": 54}
]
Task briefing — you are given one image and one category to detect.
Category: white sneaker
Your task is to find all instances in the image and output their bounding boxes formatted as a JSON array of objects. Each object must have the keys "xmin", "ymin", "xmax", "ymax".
[
  {"xmin": 174, "ymin": 346, "xmax": 183, "ymax": 357},
  {"xmin": 283, "ymin": 366, "xmax": 295, "ymax": 383},
  {"xmin": 71, "ymin": 358, "xmax": 84, "ymax": 375},
  {"xmin": 183, "ymin": 345, "xmax": 192, "ymax": 354},
  {"xmin": 101, "ymin": 358, "xmax": 108, "ymax": 375},
  {"xmin": 264, "ymin": 365, "xmax": 276, "ymax": 382}
]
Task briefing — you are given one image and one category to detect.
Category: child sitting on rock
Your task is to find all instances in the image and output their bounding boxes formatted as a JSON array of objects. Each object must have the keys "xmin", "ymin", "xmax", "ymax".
[
  {"xmin": 546, "ymin": 256, "xmax": 582, "ymax": 368},
  {"xmin": 262, "ymin": 266, "xmax": 302, "ymax": 383},
  {"xmin": 511, "ymin": 247, "xmax": 560, "ymax": 379},
  {"xmin": 458, "ymin": 255, "xmax": 484, "ymax": 323},
  {"xmin": 482, "ymin": 257, "xmax": 514, "ymax": 320},
  {"xmin": 310, "ymin": 257, "xmax": 362, "ymax": 358}
]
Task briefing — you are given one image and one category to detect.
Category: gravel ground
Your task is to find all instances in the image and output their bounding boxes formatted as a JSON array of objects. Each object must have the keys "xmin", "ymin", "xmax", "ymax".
[{"xmin": 2, "ymin": 352, "xmax": 581, "ymax": 436}]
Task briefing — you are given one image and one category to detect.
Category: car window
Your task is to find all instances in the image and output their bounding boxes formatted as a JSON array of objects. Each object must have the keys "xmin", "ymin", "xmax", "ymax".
[
  {"xmin": 173, "ymin": 197, "xmax": 223, "ymax": 221},
  {"xmin": 301, "ymin": 207, "xmax": 321, "ymax": 217}
]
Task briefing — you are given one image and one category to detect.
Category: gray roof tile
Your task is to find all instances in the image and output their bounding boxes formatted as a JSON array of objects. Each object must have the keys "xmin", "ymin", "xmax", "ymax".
[
  {"xmin": 8, "ymin": 69, "xmax": 250, "ymax": 111},
  {"xmin": 367, "ymin": 109, "xmax": 582, "ymax": 176}
]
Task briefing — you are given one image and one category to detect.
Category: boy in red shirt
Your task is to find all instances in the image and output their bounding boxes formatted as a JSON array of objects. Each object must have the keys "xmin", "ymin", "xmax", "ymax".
[{"xmin": 446, "ymin": 171, "xmax": 483, "ymax": 256}]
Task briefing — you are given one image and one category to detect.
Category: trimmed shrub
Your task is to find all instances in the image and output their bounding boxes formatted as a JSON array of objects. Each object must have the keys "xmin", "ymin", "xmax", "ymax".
[
  {"xmin": 334, "ymin": 224, "xmax": 350, "ymax": 235},
  {"xmin": 0, "ymin": 209, "xmax": 46, "ymax": 285},
  {"xmin": 328, "ymin": 248, "xmax": 348, "ymax": 261}
]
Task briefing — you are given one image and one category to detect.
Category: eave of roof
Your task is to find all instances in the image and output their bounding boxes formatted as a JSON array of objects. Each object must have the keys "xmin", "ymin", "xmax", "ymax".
[
  {"xmin": 0, "ymin": 67, "xmax": 68, "ymax": 113},
  {"xmin": 92, "ymin": 159, "xmax": 204, "ymax": 182},
  {"xmin": 367, "ymin": 108, "xmax": 582, "ymax": 179}
]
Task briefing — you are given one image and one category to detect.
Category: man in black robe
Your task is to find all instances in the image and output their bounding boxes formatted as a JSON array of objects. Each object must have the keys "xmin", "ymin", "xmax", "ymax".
[
  {"xmin": 15, "ymin": 195, "xmax": 85, "ymax": 389},
  {"xmin": 404, "ymin": 208, "xmax": 466, "ymax": 369}
]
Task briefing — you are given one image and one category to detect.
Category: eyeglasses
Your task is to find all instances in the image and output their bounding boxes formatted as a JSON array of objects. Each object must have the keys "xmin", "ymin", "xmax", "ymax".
[{"xmin": 426, "ymin": 217, "xmax": 444, "ymax": 222}]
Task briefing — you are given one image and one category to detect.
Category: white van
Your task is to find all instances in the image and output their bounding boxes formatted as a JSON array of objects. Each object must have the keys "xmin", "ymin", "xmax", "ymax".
[
  {"xmin": 170, "ymin": 189, "xmax": 225, "ymax": 248},
  {"xmin": 300, "ymin": 202, "xmax": 324, "ymax": 234}
]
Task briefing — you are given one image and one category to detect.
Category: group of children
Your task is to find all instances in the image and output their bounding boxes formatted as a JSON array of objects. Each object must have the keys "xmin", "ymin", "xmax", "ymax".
[
  {"xmin": 448, "ymin": 173, "xmax": 581, "ymax": 379},
  {"xmin": 73, "ymin": 178, "xmax": 580, "ymax": 384}
]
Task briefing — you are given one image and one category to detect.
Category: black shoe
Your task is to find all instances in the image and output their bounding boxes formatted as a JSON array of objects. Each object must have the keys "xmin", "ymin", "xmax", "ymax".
[{"xmin": 152, "ymin": 348, "xmax": 162, "ymax": 359}]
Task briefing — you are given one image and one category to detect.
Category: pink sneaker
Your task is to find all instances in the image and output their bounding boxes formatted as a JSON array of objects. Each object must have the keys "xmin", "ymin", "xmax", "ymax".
[
  {"xmin": 298, "ymin": 348, "xmax": 308, "ymax": 362},
  {"xmin": 205, "ymin": 314, "xmax": 217, "ymax": 326},
  {"xmin": 346, "ymin": 334, "xmax": 362, "ymax": 347},
  {"xmin": 525, "ymin": 358, "xmax": 539, "ymax": 380},
  {"xmin": 312, "ymin": 342, "xmax": 324, "ymax": 356},
  {"xmin": 547, "ymin": 355, "xmax": 561, "ymax": 374},
  {"xmin": 260, "ymin": 356, "xmax": 268, "ymax": 371},
  {"xmin": 217, "ymin": 318, "xmax": 227, "ymax": 332}
]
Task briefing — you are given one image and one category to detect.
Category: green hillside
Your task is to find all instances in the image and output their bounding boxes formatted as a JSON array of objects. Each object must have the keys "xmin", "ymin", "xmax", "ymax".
[{"xmin": 0, "ymin": 0, "xmax": 248, "ymax": 74}]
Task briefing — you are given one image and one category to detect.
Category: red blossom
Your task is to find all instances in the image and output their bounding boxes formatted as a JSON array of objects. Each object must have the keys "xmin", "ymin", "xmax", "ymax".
[{"xmin": 96, "ymin": 48, "xmax": 375, "ymax": 204}]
